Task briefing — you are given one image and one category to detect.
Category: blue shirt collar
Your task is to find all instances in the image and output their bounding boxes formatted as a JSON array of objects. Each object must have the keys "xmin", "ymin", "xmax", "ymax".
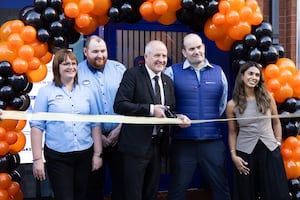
[{"xmin": 182, "ymin": 59, "xmax": 214, "ymax": 70}]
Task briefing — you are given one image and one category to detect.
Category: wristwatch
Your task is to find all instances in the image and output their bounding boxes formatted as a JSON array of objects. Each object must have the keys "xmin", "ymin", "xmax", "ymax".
[{"xmin": 94, "ymin": 152, "xmax": 103, "ymax": 158}]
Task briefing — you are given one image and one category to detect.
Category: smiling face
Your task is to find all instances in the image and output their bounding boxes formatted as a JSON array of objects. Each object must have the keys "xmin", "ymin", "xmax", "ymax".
[
  {"xmin": 84, "ymin": 38, "xmax": 108, "ymax": 69},
  {"xmin": 59, "ymin": 56, "xmax": 78, "ymax": 83},
  {"xmin": 144, "ymin": 40, "xmax": 168, "ymax": 74},
  {"xmin": 241, "ymin": 66, "xmax": 261, "ymax": 88}
]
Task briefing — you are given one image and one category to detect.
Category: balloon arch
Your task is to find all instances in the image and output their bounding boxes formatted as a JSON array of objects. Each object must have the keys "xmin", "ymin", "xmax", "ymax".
[{"xmin": 0, "ymin": 0, "xmax": 299, "ymax": 199}]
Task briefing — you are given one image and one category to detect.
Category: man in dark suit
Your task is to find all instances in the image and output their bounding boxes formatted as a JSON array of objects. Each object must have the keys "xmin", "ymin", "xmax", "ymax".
[{"xmin": 113, "ymin": 40, "xmax": 190, "ymax": 200}]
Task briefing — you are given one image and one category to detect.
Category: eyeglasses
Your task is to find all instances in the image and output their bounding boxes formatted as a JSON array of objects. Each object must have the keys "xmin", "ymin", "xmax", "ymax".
[{"xmin": 60, "ymin": 62, "xmax": 77, "ymax": 66}]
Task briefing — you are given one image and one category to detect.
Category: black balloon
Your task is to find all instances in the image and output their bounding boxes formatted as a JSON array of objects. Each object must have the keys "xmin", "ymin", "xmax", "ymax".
[
  {"xmin": 282, "ymin": 98, "xmax": 297, "ymax": 113},
  {"xmin": 9, "ymin": 169, "xmax": 21, "ymax": 183},
  {"xmin": 49, "ymin": 0, "xmax": 63, "ymax": 11},
  {"xmin": 43, "ymin": 7, "xmax": 59, "ymax": 22},
  {"xmin": 59, "ymin": 12, "xmax": 75, "ymax": 30},
  {"xmin": 34, "ymin": 0, "xmax": 48, "ymax": 13},
  {"xmin": 0, "ymin": 85, "xmax": 15, "ymax": 101},
  {"xmin": 0, "ymin": 154, "xmax": 11, "ymax": 173},
  {"xmin": 18, "ymin": 94, "xmax": 31, "ymax": 111},
  {"xmin": 206, "ymin": 0, "xmax": 219, "ymax": 17},
  {"xmin": 258, "ymin": 36, "xmax": 272, "ymax": 51},
  {"xmin": 243, "ymin": 34, "xmax": 257, "ymax": 50},
  {"xmin": 0, "ymin": 76, "xmax": 4, "ymax": 87},
  {"xmin": 37, "ymin": 28, "xmax": 51, "ymax": 42},
  {"xmin": 23, "ymin": 82, "xmax": 33, "ymax": 93},
  {"xmin": 252, "ymin": 21, "xmax": 273, "ymax": 39},
  {"xmin": 273, "ymin": 44, "xmax": 285, "ymax": 58},
  {"xmin": 49, "ymin": 21, "xmax": 63, "ymax": 36},
  {"xmin": 0, "ymin": 100, "xmax": 6, "ymax": 110},
  {"xmin": 112, "ymin": 0, "xmax": 123, "ymax": 7},
  {"xmin": 247, "ymin": 48, "xmax": 261, "ymax": 62},
  {"xmin": 181, "ymin": 0, "xmax": 195, "ymax": 10},
  {"xmin": 7, "ymin": 74, "xmax": 29, "ymax": 93},
  {"xmin": 260, "ymin": 45, "xmax": 279, "ymax": 66},
  {"xmin": 10, "ymin": 96, "xmax": 23, "ymax": 110},
  {"xmin": 193, "ymin": 3, "xmax": 205, "ymax": 16},
  {"xmin": 19, "ymin": 5, "xmax": 35, "ymax": 22},
  {"xmin": 283, "ymin": 121, "xmax": 298, "ymax": 138},
  {"xmin": 288, "ymin": 178, "xmax": 300, "ymax": 192},
  {"xmin": 176, "ymin": 8, "xmax": 193, "ymax": 25},
  {"xmin": 9, "ymin": 154, "xmax": 20, "ymax": 171},
  {"xmin": 125, "ymin": 8, "xmax": 142, "ymax": 24},
  {"xmin": 23, "ymin": 9, "xmax": 43, "ymax": 29},
  {"xmin": 231, "ymin": 41, "xmax": 247, "ymax": 60},
  {"xmin": 109, "ymin": 7, "xmax": 121, "ymax": 22},
  {"xmin": 121, "ymin": 3, "xmax": 132, "ymax": 15},
  {"xmin": 65, "ymin": 29, "xmax": 81, "ymax": 45},
  {"xmin": 0, "ymin": 61, "xmax": 13, "ymax": 77}
]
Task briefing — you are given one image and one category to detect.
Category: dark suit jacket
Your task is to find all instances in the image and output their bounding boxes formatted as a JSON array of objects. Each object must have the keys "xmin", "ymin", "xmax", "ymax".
[{"xmin": 113, "ymin": 65, "xmax": 176, "ymax": 158}]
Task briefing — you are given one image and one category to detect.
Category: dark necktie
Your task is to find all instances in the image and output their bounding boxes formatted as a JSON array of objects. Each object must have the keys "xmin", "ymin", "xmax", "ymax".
[{"xmin": 154, "ymin": 75, "xmax": 161, "ymax": 104}]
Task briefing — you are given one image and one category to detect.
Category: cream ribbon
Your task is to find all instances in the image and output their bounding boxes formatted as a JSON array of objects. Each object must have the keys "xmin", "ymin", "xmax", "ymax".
[{"xmin": 1, "ymin": 110, "xmax": 299, "ymax": 124}]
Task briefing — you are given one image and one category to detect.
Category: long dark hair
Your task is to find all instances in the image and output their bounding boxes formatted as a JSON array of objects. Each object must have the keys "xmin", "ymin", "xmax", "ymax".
[
  {"xmin": 232, "ymin": 61, "xmax": 271, "ymax": 114},
  {"xmin": 52, "ymin": 49, "xmax": 78, "ymax": 87}
]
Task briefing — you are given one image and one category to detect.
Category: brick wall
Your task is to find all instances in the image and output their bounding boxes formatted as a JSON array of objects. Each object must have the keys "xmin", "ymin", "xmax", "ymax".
[{"xmin": 260, "ymin": 0, "xmax": 297, "ymax": 64}]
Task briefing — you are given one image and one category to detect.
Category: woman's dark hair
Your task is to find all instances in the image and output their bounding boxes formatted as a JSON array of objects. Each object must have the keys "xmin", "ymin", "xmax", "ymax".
[
  {"xmin": 232, "ymin": 61, "xmax": 271, "ymax": 114},
  {"xmin": 52, "ymin": 49, "xmax": 78, "ymax": 87}
]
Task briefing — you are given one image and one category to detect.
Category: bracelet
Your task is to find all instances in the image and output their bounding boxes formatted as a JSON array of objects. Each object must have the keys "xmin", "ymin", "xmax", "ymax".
[
  {"xmin": 32, "ymin": 158, "xmax": 42, "ymax": 162},
  {"xmin": 276, "ymin": 141, "xmax": 281, "ymax": 146},
  {"xmin": 230, "ymin": 150, "xmax": 235, "ymax": 153}
]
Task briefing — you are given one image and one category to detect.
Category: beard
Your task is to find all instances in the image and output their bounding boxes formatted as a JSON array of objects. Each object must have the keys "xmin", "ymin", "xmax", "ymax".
[{"xmin": 89, "ymin": 58, "xmax": 107, "ymax": 69}]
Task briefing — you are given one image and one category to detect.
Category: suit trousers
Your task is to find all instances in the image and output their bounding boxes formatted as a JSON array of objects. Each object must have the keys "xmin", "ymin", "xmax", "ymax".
[
  {"xmin": 123, "ymin": 137, "xmax": 161, "ymax": 200},
  {"xmin": 168, "ymin": 139, "xmax": 231, "ymax": 200},
  {"xmin": 44, "ymin": 145, "xmax": 93, "ymax": 200}
]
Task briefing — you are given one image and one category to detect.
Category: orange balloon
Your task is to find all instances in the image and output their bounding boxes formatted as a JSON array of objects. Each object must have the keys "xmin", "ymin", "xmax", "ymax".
[
  {"xmin": 239, "ymin": 6, "xmax": 253, "ymax": 22},
  {"xmin": 0, "ymin": 120, "xmax": 18, "ymax": 131},
  {"xmin": 228, "ymin": 21, "xmax": 251, "ymax": 40},
  {"xmin": 26, "ymin": 64, "xmax": 48, "ymax": 83},
  {"xmin": 7, "ymin": 33, "xmax": 24, "ymax": 51},
  {"xmin": 94, "ymin": 14, "xmax": 109, "ymax": 26},
  {"xmin": 6, "ymin": 131, "xmax": 17, "ymax": 145},
  {"xmin": 245, "ymin": 0, "xmax": 258, "ymax": 11},
  {"xmin": 78, "ymin": 0, "xmax": 94, "ymax": 14},
  {"xmin": 165, "ymin": 0, "xmax": 181, "ymax": 12},
  {"xmin": 75, "ymin": 16, "xmax": 98, "ymax": 35},
  {"xmin": 0, "ymin": 189, "xmax": 9, "ymax": 200},
  {"xmin": 215, "ymin": 35, "xmax": 234, "ymax": 51},
  {"xmin": 15, "ymin": 120, "xmax": 27, "ymax": 131},
  {"xmin": 264, "ymin": 64, "xmax": 280, "ymax": 79},
  {"xmin": 228, "ymin": 0, "xmax": 244, "ymax": 11},
  {"xmin": 12, "ymin": 57, "xmax": 28, "ymax": 74},
  {"xmin": 18, "ymin": 45, "xmax": 34, "ymax": 60},
  {"xmin": 28, "ymin": 57, "xmax": 41, "ymax": 70},
  {"xmin": 0, "ymin": 173, "xmax": 11, "ymax": 190},
  {"xmin": 250, "ymin": 11, "xmax": 263, "ymax": 25},
  {"xmin": 0, "ymin": 42, "xmax": 17, "ymax": 63},
  {"xmin": 9, "ymin": 131, "xmax": 26, "ymax": 154},
  {"xmin": 0, "ymin": 141, "xmax": 9, "ymax": 157},
  {"xmin": 62, "ymin": 0, "xmax": 79, "ymax": 7},
  {"xmin": 7, "ymin": 182, "xmax": 20, "ymax": 196},
  {"xmin": 266, "ymin": 78, "xmax": 281, "ymax": 92},
  {"xmin": 274, "ymin": 84, "xmax": 293, "ymax": 103},
  {"xmin": 64, "ymin": 2, "xmax": 80, "ymax": 18},
  {"xmin": 90, "ymin": 0, "xmax": 112, "ymax": 16},
  {"xmin": 40, "ymin": 52, "xmax": 53, "ymax": 64},
  {"xmin": 0, "ymin": 21, "xmax": 12, "ymax": 41},
  {"xmin": 10, "ymin": 20, "xmax": 24, "ymax": 34},
  {"xmin": 212, "ymin": 13, "xmax": 226, "ymax": 26},
  {"xmin": 13, "ymin": 190, "xmax": 23, "ymax": 200},
  {"xmin": 20, "ymin": 25, "xmax": 37, "ymax": 44},
  {"xmin": 30, "ymin": 41, "xmax": 48, "ymax": 58},
  {"xmin": 281, "ymin": 147, "xmax": 293, "ymax": 160},
  {"xmin": 292, "ymin": 146, "xmax": 300, "ymax": 161},
  {"xmin": 226, "ymin": 10, "xmax": 240, "ymax": 25},
  {"xmin": 278, "ymin": 69, "xmax": 293, "ymax": 84},
  {"xmin": 276, "ymin": 58, "xmax": 296, "ymax": 74},
  {"xmin": 284, "ymin": 160, "xmax": 300, "ymax": 179},
  {"xmin": 0, "ymin": 127, "xmax": 7, "ymax": 141},
  {"xmin": 153, "ymin": 0, "xmax": 168, "ymax": 15},
  {"xmin": 204, "ymin": 19, "xmax": 227, "ymax": 41},
  {"xmin": 140, "ymin": 2, "xmax": 155, "ymax": 18},
  {"xmin": 158, "ymin": 11, "xmax": 176, "ymax": 25},
  {"xmin": 75, "ymin": 13, "xmax": 91, "ymax": 28},
  {"xmin": 218, "ymin": 1, "xmax": 231, "ymax": 14}
]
